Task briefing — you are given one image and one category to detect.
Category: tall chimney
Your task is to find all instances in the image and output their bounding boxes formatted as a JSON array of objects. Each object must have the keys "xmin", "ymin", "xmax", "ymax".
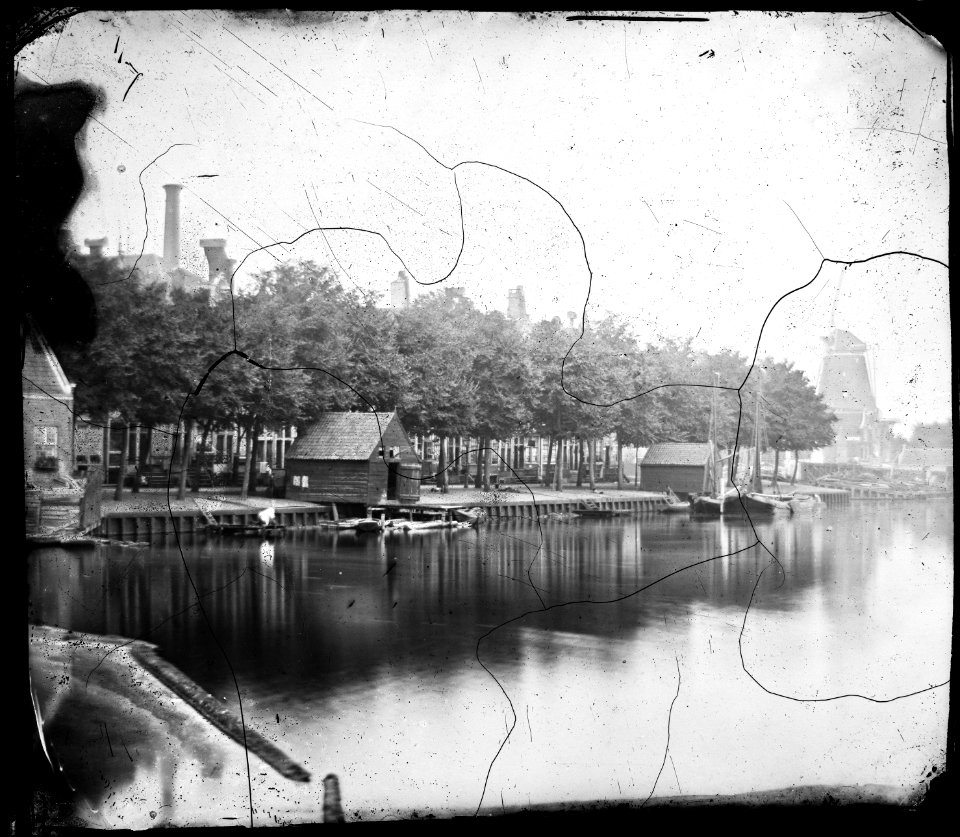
[
  {"xmin": 200, "ymin": 238, "xmax": 227, "ymax": 282},
  {"xmin": 162, "ymin": 184, "xmax": 183, "ymax": 272},
  {"xmin": 84, "ymin": 237, "xmax": 108, "ymax": 259},
  {"xmin": 391, "ymin": 270, "xmax": 411, "ymax": 307},
  {"xmin": 507, "ymin": 286, "xmax": 528, "ymax": 321}
]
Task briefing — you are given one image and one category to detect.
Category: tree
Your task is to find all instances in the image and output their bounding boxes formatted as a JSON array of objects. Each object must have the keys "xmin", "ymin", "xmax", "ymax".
[
  {"xmin": 467, "ymin": 311, "xmax": 532, "ymax": 491},
  {"xmin": 57, "ymin": 260, "xmax": 202, "ymax": 498},
  {"xmin": 527, "ymin": 319, "xmax": 581, "ymax": 490},
  {"xmin": 232, "ymin": 277, "xmax": 314, "ymax": 498},
  {"xmin": 395, "ymin": 292, "xmax": 478, "ymax": 492},
  {"xmin": 757, "ymin": 359, "xmax": 837, "ymax": 486}
]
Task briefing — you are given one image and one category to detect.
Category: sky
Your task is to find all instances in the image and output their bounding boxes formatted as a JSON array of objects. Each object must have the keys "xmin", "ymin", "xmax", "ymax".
[{"xmin": 17, "ymin": 10, "xmax": 950, "ymax": 434}]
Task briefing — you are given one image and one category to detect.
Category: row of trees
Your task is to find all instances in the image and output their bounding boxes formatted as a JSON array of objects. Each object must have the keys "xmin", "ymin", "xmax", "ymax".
[{"xmin": 57, "ymin": 258, "xmax": 837, "ymax": 497}]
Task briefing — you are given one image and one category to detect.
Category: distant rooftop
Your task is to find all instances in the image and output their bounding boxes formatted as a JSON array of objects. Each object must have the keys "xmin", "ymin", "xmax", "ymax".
[
  {"xmin": 286, "ymin": 412, "xmax": 403, "ymax": 461},
  {"xmin": 642, "ymin": 442, "xmax": 713, "ymax": 466}
]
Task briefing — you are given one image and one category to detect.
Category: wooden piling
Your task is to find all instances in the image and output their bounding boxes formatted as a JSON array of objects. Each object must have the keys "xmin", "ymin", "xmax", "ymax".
[{"xmin": 323, "ymin": 774, "xmax": 345, "ymax": 823}]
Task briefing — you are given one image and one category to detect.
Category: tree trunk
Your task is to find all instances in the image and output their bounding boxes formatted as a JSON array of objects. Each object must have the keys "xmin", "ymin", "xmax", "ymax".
[
  {"xmin": 617, "ymin": 440, "xmax": 624, "ymax": 489},
  {"xmin": 247, "ymin": 422, "xmax": 261, "ymax": 496},
  {"xmin": 791, "ymin": 450, "xmax": 800, "ymax": 485},
  {"xmin": 193, "ymin": 423, "xmax": 210, "ymax": 493},
  {"xmin": 438, "ymin": 435, "xmax": 448, "ymax": 493},
  {"xmin": 772, "ymin": 447, "xmax": 781, "ymax": 493},
  {"xmin": 138, "ymin": 425, "xmax": 154, "ymax": 489},
  {"xmin": 240, "ymin": 422, "xmax": 255, "ymax": 501},
  {"xmin": 474, "ymin": 437, "xmax": 484, "ymax": 488},
  {"xmin": 131, "ymin": 424, "xmax": 141, "ymax": 494},
  {"xmin": 113, "ymin": 421, "xmax": 129, "ymax": 501},
  {"xmin": 482, "ymin": 440, "xmax": 492, "ymax": 492},
  {"xmin": 554, "ymin": 438, "xmax": 564, "ymax": 491},
  {"xmin": 177, "ymin": 421, "xmax": 193, "ymax": 500},
  {"xmin": 588, "ymin": 438, "xmax": 596, "ymax": 490},
  {"xmin": 576, "ymin": 438, "xmax": 585, "ymax": 487}
]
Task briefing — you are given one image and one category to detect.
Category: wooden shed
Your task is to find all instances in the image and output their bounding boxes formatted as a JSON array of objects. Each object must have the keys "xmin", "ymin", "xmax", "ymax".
[
  {"xmin": 640, "ymin": 443, "xmax": 716, "ymax": 498},
  {"xmin": 284, "ymin": 412, "xmax": 421, "ymax": 509}
]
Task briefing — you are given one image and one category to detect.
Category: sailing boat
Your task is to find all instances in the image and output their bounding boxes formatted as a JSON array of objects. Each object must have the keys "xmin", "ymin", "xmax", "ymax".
[
  {"xmin": 736, "ymin": 371, "xmax": 793, "ymax": 516},
  {"xmin": 689, "ymin": 377, "xmax": 735, "ymax": 516}
]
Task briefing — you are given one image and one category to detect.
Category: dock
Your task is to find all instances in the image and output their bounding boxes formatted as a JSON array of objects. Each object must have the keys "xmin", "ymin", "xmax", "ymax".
[
  {"xmin": 95, "ymin": 500, "xmax": 333, "ymax": 540},
  {"xmin": 371, "ymin": 494, "xmax": 670, "ymax": 521}
]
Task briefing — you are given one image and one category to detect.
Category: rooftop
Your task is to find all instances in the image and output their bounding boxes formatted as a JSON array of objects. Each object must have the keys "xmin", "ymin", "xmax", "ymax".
[
  {"xmin": 641, "ymin": 442, "xmax": 713, "ymax": 467},
  {"xmin": 286, "ymin": 412, "xmax": 403, "ymax": 461}
]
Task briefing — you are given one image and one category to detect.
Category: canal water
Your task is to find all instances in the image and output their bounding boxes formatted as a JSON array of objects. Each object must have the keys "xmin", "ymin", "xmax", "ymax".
[{"xmin": 29, "ymin": 501, "xmax": 952, "ymax": 823}]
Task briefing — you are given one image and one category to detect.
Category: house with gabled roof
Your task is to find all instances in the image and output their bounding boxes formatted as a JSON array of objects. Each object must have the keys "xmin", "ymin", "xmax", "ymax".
[
  {"xmin": 22, "ymin": 322, "xmax": 76, "ymax": 487},
  {"xmin": 640, "ymin": 442, "xmax": 718, "ymax": 497},
  {"xmin": 284, "ymin": 411, "xmax": 421, "ymax": 511}
]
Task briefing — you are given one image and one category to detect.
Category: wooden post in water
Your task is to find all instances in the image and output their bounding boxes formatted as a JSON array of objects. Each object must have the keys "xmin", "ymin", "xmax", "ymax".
[
  {"xmin": 81, "ymin": 467, "xmax": 104, "ymax": 532},
  {"xmin": 323, "ymin": 774, "xmax": 345, "ymax": 823}
]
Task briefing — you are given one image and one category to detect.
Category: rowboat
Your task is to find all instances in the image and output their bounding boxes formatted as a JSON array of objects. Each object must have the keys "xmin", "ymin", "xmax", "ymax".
[
  {"xmin": 452, "ymin": 507, "xmax": 487, "ymax": 526},
  {"xmin": 388, "ymin": 519, "xmax": 473, "ymax": 532},
  {"xmin": 660, "ymin": 488, "xmax": 690, "ymax": 514},
  {"xmin": 573, "ymin": 500, "xmax": 626, "ymax": 519},
  {"xmin": 206, "ymin": 523, "xmax": 286, "ymax": 537}
]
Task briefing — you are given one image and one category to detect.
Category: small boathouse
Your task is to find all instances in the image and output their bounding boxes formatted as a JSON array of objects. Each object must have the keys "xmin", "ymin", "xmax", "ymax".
[
  {"xmin": 640, "ymin": 442, "xmax": 716, "ymax": 498},
  {"xmin": 284, "ymin": 411, "xmax": 421, "ymax": 513}
]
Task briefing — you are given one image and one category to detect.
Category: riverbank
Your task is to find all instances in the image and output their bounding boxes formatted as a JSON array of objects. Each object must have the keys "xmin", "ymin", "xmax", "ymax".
[
  {"xmin": 98, "ymin": 483, "xmax": 668, "ymax": 514},
  {"xmin": 28, "ymin": 625, "xmax": 317, "ymax": 828}
]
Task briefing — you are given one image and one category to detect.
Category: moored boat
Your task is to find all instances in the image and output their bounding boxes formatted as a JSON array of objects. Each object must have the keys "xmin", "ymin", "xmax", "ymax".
[
  {"xmin": 660, "ymin": 488, "xmax": 691, "ymax": 513},
  {"xmin": 207, "ymin": 522, "xmax": 286, "ymax": 537},
  {"xmin": 452, "ymin": 507, "xmax": 487, "ymax": 526}
]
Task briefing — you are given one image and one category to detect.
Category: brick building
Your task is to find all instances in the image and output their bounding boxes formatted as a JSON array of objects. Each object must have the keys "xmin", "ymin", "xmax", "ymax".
[{"xmin": 22, "ymin": 323, "xmax": 75, "ymax": 487}]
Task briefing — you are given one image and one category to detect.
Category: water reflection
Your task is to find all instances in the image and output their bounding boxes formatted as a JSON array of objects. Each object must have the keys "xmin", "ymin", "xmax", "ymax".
[{"xmin": 29, "ymin": 502, "xmax": 952, "ymax": 820}]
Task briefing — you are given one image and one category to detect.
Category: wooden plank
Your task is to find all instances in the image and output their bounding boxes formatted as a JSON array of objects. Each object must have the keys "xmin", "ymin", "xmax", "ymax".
[{"xmin": 80, "ymin": 467, "xmax": 104, "ymax": 532}]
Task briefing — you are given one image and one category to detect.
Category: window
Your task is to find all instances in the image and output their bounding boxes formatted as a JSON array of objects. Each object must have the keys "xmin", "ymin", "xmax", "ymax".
[
  {"xmin": 301, "ymin": 475, "xmax": 309, "ymax": 488},
  {"xmin": 35, "ymin": 426, "xmax": 58, "ymax": 448},
  {"xmin": 292, "ymin": 475, "xmax": 302, "ymax": 487}
]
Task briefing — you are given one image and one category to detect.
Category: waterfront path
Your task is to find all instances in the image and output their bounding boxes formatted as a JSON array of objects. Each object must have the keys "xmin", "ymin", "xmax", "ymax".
[{"xmin": 29, "ymin": 625, "xmax": 317, "ymax": 828}]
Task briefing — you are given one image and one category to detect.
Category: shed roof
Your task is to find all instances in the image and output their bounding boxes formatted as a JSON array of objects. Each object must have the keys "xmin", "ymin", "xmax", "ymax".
[
  {"xmin": 22, "ymin": 325, "xmax": 73, "ymax": 399},
  {"xmin": 642, "ymin": 442, "xmax": 713, "ymax": 467},
  {"xmin": 286, "ymin": 412, "xmax": 407, "ymax": 461}
]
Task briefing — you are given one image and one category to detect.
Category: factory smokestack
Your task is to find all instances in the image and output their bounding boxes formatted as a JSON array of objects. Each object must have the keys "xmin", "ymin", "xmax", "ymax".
[
  {"xmin": 84, "ymin": 237, "xmax": 108, "ymax": 259},
  {"xmin": 200, "ymin": 238, "xmax": 235, "ymax": 291},
  {"xmin": 162, "ymin": 184, "xmax": 183, "ymax": 272}
]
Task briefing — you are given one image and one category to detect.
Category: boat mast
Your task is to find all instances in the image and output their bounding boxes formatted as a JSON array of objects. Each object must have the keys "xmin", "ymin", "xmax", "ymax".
[
  {"xmin": 751, "ymin": 369, "xmax": 763, "ymax": 493},
  {"xmin": 704, "ymin": 382, "xmax": 715, "ymax": 494}
]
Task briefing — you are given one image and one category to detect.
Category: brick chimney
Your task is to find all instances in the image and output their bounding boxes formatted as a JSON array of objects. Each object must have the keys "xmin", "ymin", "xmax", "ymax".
[
  {"xmin": 390, "ymin": 270, "xmax": 411, "ymax": 307},
  {"xmin": 162, "ymin": 184, "xmax": 183, "ymax": 272},
  {"xmin": 507, "ymin": 286, "xmax": 528, "ymax": 320},
  {"xmin": 200, "ymin": 238, "xmax": 227, "ymax": 281},
  {"xmin": 84, "ymin": 237, "xmax": 108, "ymax": 258}
]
